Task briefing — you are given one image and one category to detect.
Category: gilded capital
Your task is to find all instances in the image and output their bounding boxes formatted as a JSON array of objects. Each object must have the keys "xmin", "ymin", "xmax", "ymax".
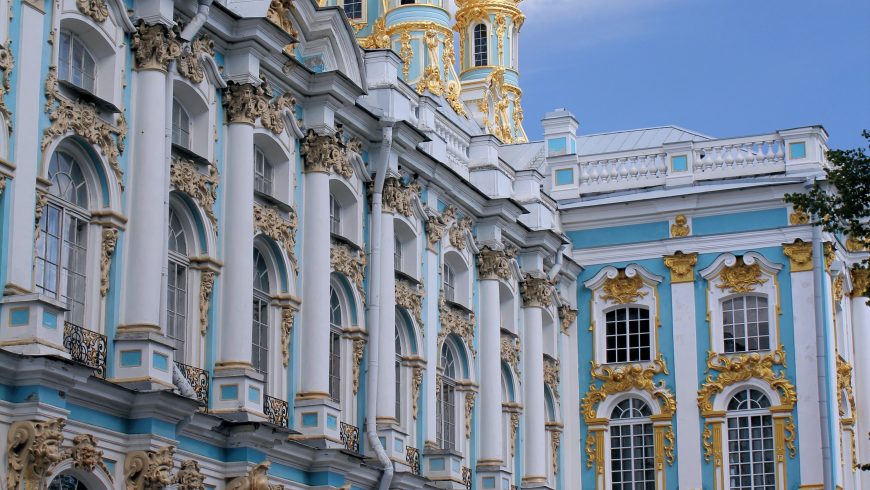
[
  {"xmin": 782, "ymin": 239, "xmax": 813, "ymax": 272},
  {"xmin": 131, "ymin": 21, "xmax": 181, "ymax": 71},
  {"xmin": 789, "ymin": 208, "xmax": 810, "ymax": 225},
  {"xmin": 520, "ymin": 274, "xmax": 554, "ymax": 308},
  {"xmin": 851, "ymin": 267, "xmax": 869, "ymax": 298},
  {"xmin": 477, "ymin": 246, "xmax": 514, "ymax": 281},
  {"xmin": 823, "ymin": 242, "xmax": 836, "ymax": 270},
  {"xmin": 663, "ymin": 251, "xmax": 698, "ymax": 283},
  {"xmin": 300, "ymin": 128, "xmax": 346, "ymax": 174}
]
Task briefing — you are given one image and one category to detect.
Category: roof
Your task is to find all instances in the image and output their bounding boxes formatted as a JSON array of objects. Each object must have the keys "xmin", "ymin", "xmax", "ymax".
[{"xmin": 575, "ymin": 126, "xmax": 712, "ymax": 155}]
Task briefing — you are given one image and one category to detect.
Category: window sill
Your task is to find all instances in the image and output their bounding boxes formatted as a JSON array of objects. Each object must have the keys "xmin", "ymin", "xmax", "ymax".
[
  {"xmin": 331, "ymin": 232, "xmax": 362, "ymax": 252},
  {"xmin": 395, "ymin": 270, "xmax": 420, "ymax": 285},
  {"xmin": 171, "ymin": 144, "xmax": 211, "ymax": 168},
  {"xmin": 443, "ymin": 298, "xmax": 472, "ymax": 315},
  {"xmin": 254, "ymin": 190, "xmax": 293, "ymax": 213},
  {"xmin": 58, "ymin": 79, "xmax": 121, "ymax": 114}
]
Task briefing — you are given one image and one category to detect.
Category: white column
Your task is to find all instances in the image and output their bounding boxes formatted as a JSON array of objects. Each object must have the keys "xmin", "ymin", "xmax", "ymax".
[
  {"xmin": 376, "ymin": 212, "xmax": 396, "ymax": 421},
  {"xmin": 478, "ymin": 277, "xmax": 503, "ymax": 464},
  {"xmin": 521, "ymin": 297, "xmax": 547, "ymax": 485},
  {"xmin": 3, "ymin": 1, "xmax": 44, "ymax": 294},
  {"xmin": 851, "ymin": 289, "xmax": 870, "ymax": 485},
  {"xmin": 559, "ymin": 305, "xmax": 582, "ymax": 490},
  {"xmin": 217, "ymin": 121, "xmax": 254, "ymax": 367},
  {"xmin": 424, "ymin": 243, "xmax": 440, "ymax": 447},
  {"xmin": 664, "ymin": 253, "xmax": 703, "ymax": 488}
]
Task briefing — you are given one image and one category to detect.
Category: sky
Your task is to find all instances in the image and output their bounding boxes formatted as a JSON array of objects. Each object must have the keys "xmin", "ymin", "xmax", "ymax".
[{"xmin": 519, "ymin": 0, "xmax": 870, "ymax": 150}]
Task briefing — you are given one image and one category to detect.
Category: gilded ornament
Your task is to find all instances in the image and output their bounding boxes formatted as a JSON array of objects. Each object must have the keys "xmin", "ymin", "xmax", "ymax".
[
  {"xmin": 399, "ymin": 32, "xmax": 412, "ymax": 80},
  {"xmin": 281, "ymin": 305, "xmax": 297, "ymax": 368},
  {"xmin": 445, "ymin": 80, "xmax": 468, "ymax": 117},
  {"xmin": 663, "ymin": 426, "xmax": 675, "ymax": 466},
  {"xmin": 358, "ymin": 17, "xmax": 391, "ymax": 50},
  {"xmin": 845, "ymin": 236, "xmax": 869, "ymax": 252},
  {"xmin": 438, "ymin": 295, "xmax": 476, "ymax": 358},
  {"xmin": 782, "ymin": 239, "xmax": 813, "ymax": 273},
  {"xmin": 836, "ymin": 356, "xmax": 855, "ymax": 417},
  {"xmin": 131, "ymin": 21, "xmax": 181, "ymax": 71},
  {"xmin": 173, "ymin": 460, "xmax": 206, "ymax": 490},
  {"xmin": 412, "ymin": 366, "xmax": 423, "ymax": 420},
  {"xmin": 789, "ymin": 208, "xmax": 810, "ymax": 225},
  {"xmin": 76, "ymin": 0, "xmax": 109, "ymax": 23},
  {"xmin": 581, "ymin": 355, "xmax": 674, "ymax": 423},
  {"xmin": 352, "ymin": 338, "xmax": 366, "ymax": 395},
  {"xmin": 64, "ymin": 433, "xmax": 112, "ymax": 477},
  {"xmin": 43, "ymin": 66, "xmax": 126, "ymax": 191},
  {"xmin": 702, "ymin": 423, "xmax": 714, "ymax": 463},
  {"xmin": 100, "ymin": 227, "xmax": 119, "ymax": 297},
  {"xmin": 495, "ymin": 15, "xmax": 506, "ymax": 62},
  {"xmin": 6, "ymin": 418, "xmax": 65, "ymax": 490},
  {"xmin": 500, "ymin": 334, "xmax": 520, "ymax": 375},
  {"xmin": 464, "ymin": 391, "xmax": 475, "ymax": 439},
  {"xmin": 833, "ymin": 275, "xmax": 844, "ymax": 303},
  {"xmin": 697, "ymin": 348, "xmax": 795, "ymax": 416},
  {"xmin": 669, "ymin": 215, "xmax": 690, "ymax": 237},
  {"xmin": 600, "ymin": 269, "xmax": 647, "ymax": 305},
  {"xmin": 254, "ymin": 204, "xmax": 298, "ymax": 270},
  {"xmin": 477, "ymin": 245, "xmax": 514, "ymax": 280},
  {"xmin": 585, "ymin": 432, "xmax": 595, "ymax": 469},
  {"xmin": 0, "ymin": 39, "xmax": 14, "ymax": 131},
  {"xmin": 396, "ymin": 277, "xmax": 424, "ymax": 328},
  {"xmin": 449, "ymin": 217, "xmax": 472, "ymax": 250},
  {"xmin": 715, "ymin": 257, "xmax": 767, "ymax": 293},
  {"xmin": 383, "ymin": 177, "xmax": 420, "ymax": 217},
  {"xmin": 543, "ymin": 355, "xmax": 560, "ymax": 402},
  {"xmin": 850, "ymin": 267, "xmax": 869, "ymax": 298},
  {"xmin": 415, "ymin": 29, "xmax": 446, "ymax": 96},
  {"xmin": 170, "ymin": 158, "xmax": 219, "ymax": 231},
  {"xmin": 331, "ymin": 241, "xmax": 366, "ymax": 301},
  {"xmin": 226, "ymin": 462, "xmax": 271, "ymax": 490},
  {"xmin": 176, "ymin": 36, "xmax": 214, "ymax": 85},
  {"xmin": 783, "ymin": 416, "xmax": 797, "ymax": 458},
  {"xmin": 823, "ymin": 242, "xmax": 836, "ymax": 270},
  {"xmin": 663, "ymin": 251, "xmax": 698, "ymax": 284},
  {"xmin": 300, "ymin": 128, "xmax": 347, "ymax": 175},
  {"xmin": 425, "ymin": 206, "xmax": 455, "ymax": 250},
  {"xmin": 520, "ymin": 274, "xmax": 554, "ymax": 308},
  {"xmin": 123, "ymin": 446, "xmax": 175, "ymax": 490},
  {"xmin": 199, "ymin": 271, "xmax": 215, "ymax": 335},
  {"xmin": 557, "ymin": 304, "xmax": 577, "ymax": 333}
]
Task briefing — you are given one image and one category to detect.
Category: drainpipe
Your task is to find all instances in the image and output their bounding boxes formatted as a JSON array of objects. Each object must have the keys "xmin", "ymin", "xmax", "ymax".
[
  {"xmin": 547, "ymin": 243, "xmax": 571, "ymax": 281},
  {"xmin": 179, "ymin": 0, "xmax": 213, "ymax": 43},
  {"xmin": 366, "ymin": 122, "xmax": 395, "ymax": 490}
]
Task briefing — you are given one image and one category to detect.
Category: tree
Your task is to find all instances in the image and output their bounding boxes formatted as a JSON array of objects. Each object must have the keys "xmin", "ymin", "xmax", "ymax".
[{"xmin": 785, "ymin": 130, "xmax": 869, "ymax": 299}]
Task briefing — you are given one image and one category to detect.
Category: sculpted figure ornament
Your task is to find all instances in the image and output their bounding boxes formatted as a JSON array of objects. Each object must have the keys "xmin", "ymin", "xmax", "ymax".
[
  {"xmin": 64, "ymin": 433, "xmax": 111, "ymax": 478},
  {"xmin": 851, "ymin": 266, "xmax": 869, "ymax": 299},
  {"xmin": 464, "ymin": 392, "xmax": 475, "ymax": 439},
  {"xmin": 352, "ymin": 338, "xmax": 366, "ymax": 395},
  {"xmin": 281, "ymin": 305, "xmax": 297, "ymax": 367},
  {"xmin": 789, "ymin": 208, "xmax": 810, "ymax": 225},
  {"xmin": 836, "ymin": 356, "xmax": 855, "ymax": 417},
  {"xmin": 100, "ymin": 227, "xmax": 119, "ymax": 297},
  {"xmin": 173, "ymin": 460, "xmax": 205, "ymax": 490},
  {"xmin": 520, "ymin": 274, "xmax": 554, "ymax": 309},
  {"xmin": 697, "ymin": 347, "xmax": 795, "ymax": 416},
  {"xmin": 124, "ymin": 446, "xmax": 175, "ymax": 490},
  {"xmin": 715, "ymin": 256, "xmax": 767, "ymax": 293},
  {"xmin": 782, "ymin": 239, "xmax": 813, "ymax": 273},
  {"xmin": 131, "ymin": 21, "xmax": 182, "ymax": 71},
  {"xmin": 543, "ymin": 356, "xmax": 561, "ymax": 402},
  {"xmin": 177, "ymin": 36, "xmax": 215, "ymax": 85},
  {"xmin": 425, "ymin": 206, "xmax": 456, "ymax": 250},
  {"xmin": 199, "ymin": 271, "xmax": 215, "ymax": 335},
  {"xmin": 670, "ymin": 214, "xmax": 690, "ymax": 237},
  {"xmin": 581, "ymin": 355, "xmax": 675, "ymax": 423},
  {"xmin": 477, "ymin": 245, "xmax": 514, "ymax": 281},
  {"xmin": 448, "ymin": 217, "xmax": 472, "ymax": 250},
  {"xmin": 557, "ymin": 304, "xmax": 578, "ymax": 333},
  {"xmin": 226, "ymin": 462, "xmax": 271, "ymax": 490},
  {"xmin": 600, "ymin": 269, "xmax": 647, "ymax": 305},
  {"xmin": 300, "ymin": 128, "xmax": 346, "ymax": 174},
  {"xmin": 411, "ymin": 366, "xmax": 424, "ymax": 420},
  {"xmin": 0, "ymin": 39, "xmax": 14, "ymax": 131},
  {"xmin": 76, "ymin": 0, "xmax": 109, "ymax": 23},
  {"xmin": 6, "ymin": 418, "xmax": 66, "ymax": 490}
]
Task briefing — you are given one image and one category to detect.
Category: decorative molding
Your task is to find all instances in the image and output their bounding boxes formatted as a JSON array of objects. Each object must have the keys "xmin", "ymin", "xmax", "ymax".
[
  {"xmin": 837, "ymin": 356, "xmax": 855, "ymax": 419},
  {"xmin": 509, "ymin": 411, "xmax": 519, "ymax": 458},
  {"xmin": 850, "ymin": 267, "xmax": 869, "ymax": 298},
  {"xmin": 43, "ymin": 66, "xmax": 127, "ymax": 191},
  {"xmin": 399, "ymin": 31, "xmax": 412, "ymax": 80},
  {"xmin": 412, "ymin": 366, "xmax": 424, "ymax": 420},
  {"xmin": 697, "ymin": 348, "xmax": 795, "ymax": 417},
  {"xmin": 663, "ymin": 426, "xmax": 675, "ymax": 466},
  {"xmin": 34, "ymin": 190, "xmax": 48, "ymax": 231},
  {"xmin": 782, "ymin": 239, "xmax": 813, "ymax": 273},
  {"xmin": 0, "ymin": 175, "xmax": 6, "ymax": 196},
  {"xmin": 670, "ymin": 214, "xmax": 690, "ymax": 237},
  {"xmin": 173, "ymin": 460, "xmax": 206, "ymax": 490},
  {"xmin": 6, "ymin": 418, "xmax": 65, "ymax": 490},
  {"xmin": 396, "ymin": 277, "xmax": 424, "ymax": 328},
  {"xmin": 438, "ymin": 295, "xmax": 476, "ymax": 358},
  {"xmin": 425, "ymin": 206, "xmax": 456, "ymax": 250},
  {"xmin": 383, "ymin": 177, "xmax": 420, "ymax": 217},
  {"xmin": 64, "ymin": 433, "xmax": 112, "ymax": 478},
  {"xmin": 845, "ymin": 236, "xmax": 868, "ymax": 252},
  {"xmin": 281, "ymin": 305, "xmax": 297, "ymax": 368},
  {"xmin": 358, "ymin": 17, "xmax": 390, "ymax": 49},
  {"xmin": 76, "ymin": 0, "xmax": 108, "ymax": 23},
  {"xmin": 549, "ymin": 429, "xmax": 561, "ymax": 476},
  {"xmin": 520, "ymin": 274, "xmax": 554, "ymax": 308},
  {"xmin": 266, "ymin": 0, "xmax": 299, "ymax": 54},
  {"xmin": 477, "ymin": 245, "xmax": 515, "ymax": 281},
  {"xmin": 500, "ymin": 334, "xmax": 520, "ymax": 376},
  {"xmin": 715, "ymin": 257, "xmax": 767, "ymax": 293},
  {"xmin": 823, "ymin": 242, "xmax": 836, "ymax": 270},
  {"xmin": 600, "ymin": 269, "xmax": 647, "ymax": 304},
  {"xmin": 543, "ymin": 355, "xmax": 560, "ymax": 402},
  {"xmin": 416, "ymin": 29, "xmax": 445, "ymax": 97},
  {"xmin": 99, "ymin": 226, "xmax": 119, "ymax": 297},
  {"xmin": 254, "ymin": 204, "xmax": 298, "ymax": 270},
  {"xmin": 663, "ymin": 252, "xmax": 698, "ymax": 284},
  {"xmin": 833, "ymin": 275, "xmax": 844, "ymax": 303},
  {"xmin": 226, "ymin": 462, "xmax": 271, "ymax": 490},
  {"xmin": 123, "ymin": 446, "xmax": 176, "ymax": 490},
  {"xmin": 0, "ymin": 40, "xmax": 14, "ymax": 131},
  {"xmin": 176, "ymin": 36, "xmax": 214, "ymax": 84},
  {"xmin": 789, "ymin": 208, "xmax": 810, "ymax": 225},
  {"xmin": 170, "ymin": 158, "xmax": 218, "ymax": 231},
  {"xmin": 300, "ymin": 128, "xmax": 347, "ymax": 175},
  {"xmin": 331, "ymin": 241, "xmax": 366, "ymax": 302},
  {"xmin": 581, "ymin": 355, "xmax": 674, "ymax": 423},
  {"xmin": 448, "ymin": 217, "xmax": 472, "ymax": 250},
  {"xmin": 557, "ymin": 304, "xmax": 577, "ymax": 334},
  {"xmin": 702, "ymin": 423, "xmax": 717, "ymax": 464},
  {"xmin": 584, "ymin": 432, "xmax": 596, "ymax": 470},
  {"xmin": 131, "ymin": 21, "xmax": 181, "ymax": 71},
  {"xmin": 352, "ymin": 338, "xmax": 366, "ymax": 396},
  {"xmin": 199, "ymin": 271, "xmax": 215, "ymax": 335},
  {"xmin": 464, "ymin": 391, "xmax": 475, "ymax": 439}
]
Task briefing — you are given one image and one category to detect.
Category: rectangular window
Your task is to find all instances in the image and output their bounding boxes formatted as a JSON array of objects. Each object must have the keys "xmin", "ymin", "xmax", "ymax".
[
  {"xmin": 610, "ymin": 422, "xmax": 655, "ymax": 489},
  {"xmin": 605, "ymin": 307, "xmax": 651, "ymax": 364},
  {"xmin": 330, "ymin": 195, "xmax": 342, "ymax": 235},
  {"xmin": 727, "ymin": 414, "xmax": 775, "ymax": 490},
  {"xmin": 722, "ymin": 296, "xmax": 770, "ymax": 353},
  {"xmin": 437, "ymin": 378, "xmax": 456, "ymax": 450},
  {"xmin": 343, "ymin": 0, "xmax": 362, "ymax": 19},
  {"xmin": 252, "ymin": 296, "xmax": 270, "ymax": 375},
  {"xmin": 59, "ymin": 31, "xmax": 96, "ymax": 93},
  {"xmin": 443, "ymin": 265, "xmax": 456, "ymax": 303},
  {"xmin": 329, "ymin": 330, "xmax": 342, "ymax": 402},
  {"xmin": 166, "ymin": 260, "xmax": 187, "ymax": 362},
  {"xmin": 172, "ymin": 100, "xmax": 191, "ymax": 149},
  {"xmin": 254, "ymin": 148, "xmax": 273, "ymax": 196},
  {"xmin": 554, "ymin": 168, "xmax": 574, "ymax": 187},
  {"xmin": 473, "ymin": 24, "xmax": 488, "ymax": 67},
  {"xmin": 547, "ymin": 137, "xmax": 567, "ymax": 157},
  {"xmin": 394, "ymin": 236, "xmax": 403, "ymax": 272}
]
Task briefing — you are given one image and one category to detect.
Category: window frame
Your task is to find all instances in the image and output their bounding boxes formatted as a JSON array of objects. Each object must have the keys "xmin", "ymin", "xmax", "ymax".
[
  {"xmin": 608, "ymin": 398, "xmax": 656, "ymax": 490},
  {"xmin": 58, "ymin": 30, "xmax": 97, "ymax": 94},
  {"xmin": 725, "ymin": 389, "xmax": 776, "ymax": 490},
  {"xmin": 252, "ymin": 248, "xmax": 271, "ymax": 378},
  {"xmin": 721, "ymin": 294, "xmax": 771, "ymax": 354},
  {"xmin": 342, "ymin": 0, "xmax": 363, "ymax": 19},
  {"xmin": 166, "ymin": 207, "xmax": 190, "ymax": 362},
  {"xmin": 437, "ymin": 341, "xmax": 459, "ymax": 450},
  {"xmin": 254, "ymin": 146, "xmax": 274, "ymax": 196},
  {"xmin": 329, "ymin": 193, "xmax": 342, "ymax": 236},
  {"xmin": 171, "ymin": 98, "xmax": 192, "ymax": 149},
  {"xmin": 329, "ymin": 286, "xmax": 343, "ymax": 403},
  {"xmin": 473, "ymin": 23, "xmax": 489, "ymax": 67},
  {"xmin": 604, "ymin": 306, "xmax": 652, "ymax": 364}
]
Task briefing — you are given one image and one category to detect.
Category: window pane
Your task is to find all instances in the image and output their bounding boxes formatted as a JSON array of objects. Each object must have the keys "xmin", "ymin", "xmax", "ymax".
[{"xmin": 605, "ymin": 307, "xmax": 651, "ymax": 363}]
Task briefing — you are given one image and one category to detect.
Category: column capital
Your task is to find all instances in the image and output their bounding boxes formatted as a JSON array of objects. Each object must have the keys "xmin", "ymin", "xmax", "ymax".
[
  {"xmin": 782, "ymin": 239, "xmax": 813, "ymax": 272},
  {"xmin": 557, "ymin": 304, "xmax": 577, "ymax": 333},
  {"xmin": 300, "ymin": 128, "xmax": 346, "ymax": 174},
  {"xmin": 477, "ymin": 245, "xmax": 515, "ymax": 281},
  {"xmin": 131, "ymin": 21, "xmax": 181, "ymax": 72},
  {"xmin": 663, "ymin": 251, "xmax": 698, "ymax": 283},
  {"xmin": 383, "ymin": 177, "xmax": 421, "ymax": 217},
  {"xmin": 851, "ymin": 266, "xmax": 869, "ymax": 298},
  {"xmin": 520, "ymin": 274, "xmax": 554, "ymax": 308}
]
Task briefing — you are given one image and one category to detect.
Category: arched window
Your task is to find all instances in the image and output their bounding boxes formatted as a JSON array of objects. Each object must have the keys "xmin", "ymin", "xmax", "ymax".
[
  {"xmin": 48, "ymin": 474, "xmax": 89, "ymax": 490},
  {"xmin": 252, "ymin": 249, "xmax": 271, "ymax": 376},
  {"xmin": 443, "ymin": 263, "xmax": 456, "ymax": 303},
  {"xmin": 722, "ymin": 296, "xmax": 770, "ymax": 353},
  {"xmin": 394, "ymin": 235, "xmax": 403, "ymax": 272},
  {"xmin": 343, "ymin": 0, "xmax": 362, "ymax": 19},
  {"xmin": 605, "ymin": 307, "xmax": 651, "ymax": 364},
  {"xmin": 610, "ymin": 398, "xmax": 654, "ymax": 489},
  {"xmin": 59, "ymin": 31, "xmax": 96, "ymax": 93},
  {"xmin": 437, "ymin": 341, "xmax": 458, "ymax": 450},
  {"xmin": 167, "ymin": 207, "xmax": 189, "ymax": 362},
  {"xmin": 473, "ymin": 24, "xmax": 488, "ymax": 67},
  {"xmin": 329, "ymin": 194, "xmax": 342, "ymax": 235},
  {"xmin": 172, "ymin": 98, "xmax": 191, "ymax": 149},
  {"xmin": 329, "ymin": 287, "xmax": 343, "ymax": 402},
  {"xmin": 254, "ymin": 147, "xmax": 274, "ymax": 196},
  {"xmin": 726, "ymin": 389, "xmax": 775, "ymax": 490},
  {"xmin": 35, "ymin": 151, "xmax": 89, "ymax": 328}
]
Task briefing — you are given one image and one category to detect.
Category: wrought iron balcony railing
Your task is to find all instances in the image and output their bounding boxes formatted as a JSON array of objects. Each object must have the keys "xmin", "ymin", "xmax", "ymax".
[
  {"xmin": 63, "ymin": 323, "xmax": 107, "ymax": 378},
  {"xmin": 405, "ymin": 445, "xmax": 421, "ymax": 475},
  {"xmin": 174, "ymin": 361, "xmax": 209, "ymax": 405},
  {"xmin": 263, "ymin": 395, "xmax": 289, "ymax": 428},
  {"xmin": 340, "ymin": 422, "xmax": 360, "ymax": 453},
  {"xmin": 461, "ymin": 466, "xmax": 472, "ymax": 490}
]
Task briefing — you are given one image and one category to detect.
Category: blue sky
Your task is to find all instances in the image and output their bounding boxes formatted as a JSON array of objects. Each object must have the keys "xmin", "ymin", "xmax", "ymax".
[{"xmin": 519, "ymin": 0, "xmax": 870, "ymax": 150}]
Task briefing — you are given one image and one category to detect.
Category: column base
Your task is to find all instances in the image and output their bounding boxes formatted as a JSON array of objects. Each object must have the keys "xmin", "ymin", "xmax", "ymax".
[
  {"xmin": 423, "ymin": 447, "xmax": 470, "ymax": 489},
  {"xmin": 521, "ymin": 476, "xmax": 552, "ymax": 490},
  {"xmin": 289, "ymin": 396, "xmax": 344, "ymax": 449},
  {"xmin": 211, "ymin": 366, "xmax": 267, "ymax": 422},
  {"xmin": 111, "ymin": 330, "xmax": 176, "ymax": 391},
  {"xmin": 0, "ymin": 293, "xmax": 69, "ymax": 358},
  {"xmin": 476, "ymin": 466, "xmax": 512, "ymax": 490}
]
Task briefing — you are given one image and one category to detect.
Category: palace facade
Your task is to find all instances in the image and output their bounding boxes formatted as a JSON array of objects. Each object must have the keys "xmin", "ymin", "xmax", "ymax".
[{"xmin": 0, "ymin": 1, "xmax": 866, "ymax": 489}]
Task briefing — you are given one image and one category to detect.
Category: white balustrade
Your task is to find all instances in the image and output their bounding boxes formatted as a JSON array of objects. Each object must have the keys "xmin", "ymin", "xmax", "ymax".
[
  {"xmin": 435, "ymin": 118, "xmax": 470, "ymax": 177},
  {"xmin": 578, "ymin": 150, "xmax": 667, "ymax": 193},
  {"xmin": 693, "ymin": 135, "xmax": 785, "ymax": 180}
]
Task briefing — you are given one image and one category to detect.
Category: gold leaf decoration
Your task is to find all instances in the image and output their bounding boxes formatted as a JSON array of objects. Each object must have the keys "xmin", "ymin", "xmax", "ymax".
[
  {"xmin": 581, "ymin": 355, "xmax": 674, "ymax": 423},
  {"xmin": 600, "ymin": 269, "xmax": 647, "ymax": 304},
  {"xmin": 697, "ymin": 348, "xmax": 795, "ymax": 416},
  {"xmin": 715, "ymin": 257, "xmax": 767, "ymax": 293}
]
